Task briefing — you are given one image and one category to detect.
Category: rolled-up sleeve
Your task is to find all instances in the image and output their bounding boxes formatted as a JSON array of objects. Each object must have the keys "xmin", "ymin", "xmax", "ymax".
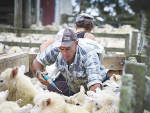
[
  {"xmin": 36, "ymin": 44, "xmax": 60, "ymax": 66},
  {"xmin": 82, "ymin": 51, "xmax": 105, "ymax": 89}
]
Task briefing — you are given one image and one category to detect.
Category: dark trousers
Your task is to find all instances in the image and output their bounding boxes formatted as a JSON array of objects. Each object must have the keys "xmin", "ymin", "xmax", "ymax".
[
  {"xmin": 48, "ymin": 73, "xmax": 110, "ymax": 96},
  {"xmin": 47, "ymin": 73, "xmax": 69, "ymax": 96}
]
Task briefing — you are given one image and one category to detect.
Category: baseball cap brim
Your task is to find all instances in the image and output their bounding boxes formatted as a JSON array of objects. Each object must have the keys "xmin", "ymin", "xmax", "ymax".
[{"xmin": 53, "ymin": 41, "xmax": 74, "ymax": 48}]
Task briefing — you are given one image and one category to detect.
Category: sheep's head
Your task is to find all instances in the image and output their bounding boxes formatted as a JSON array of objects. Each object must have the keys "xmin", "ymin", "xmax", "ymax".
[
  {"xmin": 63, "ymin": 85, "xmax": 87, "ymax": 106},
  {"xmin": 0, "ymin": 67, "xmax": 18, "ymax": 91},
  {"xmin": 30, "ymin": 98, "xmax": 51, "ymax": 113},
  {"xmin": 102, "ymin": 80, "xmax": 120, "ymax": 93},
  {"xmin": 110, "ymin": 74, "xmax": 122, "ymax": 84},
  {"xmin": 86, "ymin": 97, "xmax": 102, "ymax": 109}
]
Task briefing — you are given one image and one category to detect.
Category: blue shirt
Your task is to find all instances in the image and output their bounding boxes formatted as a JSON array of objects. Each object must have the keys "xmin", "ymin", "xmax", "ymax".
[{"xmin": 36, "ymin": 43, "xmax": 107, "ymax": 93}]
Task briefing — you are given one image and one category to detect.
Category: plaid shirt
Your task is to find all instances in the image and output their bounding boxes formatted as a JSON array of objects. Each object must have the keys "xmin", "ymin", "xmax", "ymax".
[{"xmin": 36, "ymin": 43, "xmax": 107, "ymax": 93}]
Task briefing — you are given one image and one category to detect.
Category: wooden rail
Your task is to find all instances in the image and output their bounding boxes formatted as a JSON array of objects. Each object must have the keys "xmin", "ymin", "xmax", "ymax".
[
  {"xmin": 0, "ymin": 28, "xmax": 139, "ymax": 55},
  {"xmin": 66, "ymin": 14, "xmax": 139, "ymax": 29},
  {"xmin": 0, "ymin": 27, "xmax": 58, "ymax": 36},
  {"xmin": 0, "ymin": 53, "xmax": 125, "ymax": 77},
  {"xmin": 0, "ymin": 52, "xmax": 29, "ymax": 74}
]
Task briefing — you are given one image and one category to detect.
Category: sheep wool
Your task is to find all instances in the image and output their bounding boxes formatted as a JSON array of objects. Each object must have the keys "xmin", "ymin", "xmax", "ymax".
[
  {"xmin": 0, "ymin": 101, "xmax": 32, "ymax": 113},
  {"xmin": 0, "ymin": 67, "xmax": 40, "ymax": 107},
  {"xmin": 30, "ymin": 91, "xmax": 89, "ymax": 113}
]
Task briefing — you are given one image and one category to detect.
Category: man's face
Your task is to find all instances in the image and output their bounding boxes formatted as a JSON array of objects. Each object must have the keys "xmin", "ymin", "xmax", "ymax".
[{"xmin": 59, "ymin": 41, "xmax": 78, "ymax": 64}]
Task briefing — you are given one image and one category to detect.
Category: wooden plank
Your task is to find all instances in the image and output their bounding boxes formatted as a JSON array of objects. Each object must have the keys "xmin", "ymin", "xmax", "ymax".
[
  {"xmin": 0, "ymin": 28, "xmax": 58, "ymax": 35},
  {"xmin": 102, "ymin": 55, "xmax": 125, "ymax": 70},
  {"xmin": 0, "ymin": 41, "xmax": 41, "ymax": 47},
  {"xmin": 105, "ymin": 47, "xmax": 125, "ymax": 52},
  {"xmin": 14, "ymin": 0, "xmax": 22, "ymax": 28},
  {"xmin": 125, "ymin": 34, "xmax": 130, "ymax": 55},
  {"xmin": 119, "ymin": 74, "xmax": 136, "ymax": 113},
  {"xmin": 131, "ymin": 31, "xmax": 138, "ymax": 54},
  {"xmin": 144, "ymin": 76, "xmax": 150, "ymax": 112},
  {"xmin": 93, "ymin": 33, "xmax": 129, "ymax": 38},
  {"xmin": 123, "ymin": 61, "xmax": 147, "ymax": 113},
  {"xmin": 0, "ymin": 53, "xmax": 29, "ymax": 74},
  {"xmin": 25, "ymin": 53, "xmax": 37, "ymax": 78}
]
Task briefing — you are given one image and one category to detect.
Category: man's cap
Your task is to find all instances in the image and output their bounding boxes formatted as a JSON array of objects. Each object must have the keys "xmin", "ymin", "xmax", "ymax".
[
  {"xmin": 76, "ymin": 13, "xmax": 94, "ymax": 22},
  {"xmin": 53, "ymin": 28, "xmax": 77, "ymax": 48}
]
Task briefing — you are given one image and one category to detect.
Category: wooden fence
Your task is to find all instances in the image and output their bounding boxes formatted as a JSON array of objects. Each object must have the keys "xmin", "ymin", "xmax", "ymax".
[
  {"xmin": 62, "ymin": 14, "xmax": 140, "ymax": 29},
  {"xmin": 0, "ymin": 53, "xmax": 150, "ymax": 112},
  {"xmin": 0, "ymin": 27, "xmax": 139, "ymax": 55},
  {"xmin": 0, "ymin": 53, "xmax": 125, "ymax": 77}
]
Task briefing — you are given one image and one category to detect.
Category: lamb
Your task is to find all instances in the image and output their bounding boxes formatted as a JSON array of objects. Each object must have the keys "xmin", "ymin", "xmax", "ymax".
[
  {"xmin": 30, "ymin": 91, "xmax": 89, "ymax": 113},
  {"xmin": 87, "ymin": 88, "xmax": 119, "ymax": 113},
  {"xmin": 0, "ymin": 90, "xmax": 9, "ymax": 103},
  {"xmin": 0, "ymin": 66, "xmax": 40, "ymax": 106},
  {"xmin": 64, "ymin": 85, "xmax": 93, "ymax": 113},
  {"xmin": 64, "ymin": 85, "xmax": 87, "ymax": 105},
  {"xmin": 101, "ymin": 80, "xmax": 120, "ymax": 93},
  {"xmin": 110, "ymin": 74, "xmax": 122, "ymax": 84},
  {"xmin": 11, "ymin": 46, "xmax": 24, "ymax": 53},
  {"xmin": 0, "ymin": 100, "xmax": 33, "ymax": 113}
]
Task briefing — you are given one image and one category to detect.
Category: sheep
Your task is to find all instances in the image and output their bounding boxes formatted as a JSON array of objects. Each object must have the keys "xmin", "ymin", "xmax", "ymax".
[
  {"xmin": 11, "ymin": 46, "xmax": 24, "ymax": 53},
  {"xmin": 0, "ymin": 100, "xmax": 33, "ymax": 113},
  {"xmin": 101, "ymin": 80, "xmax": 120, "ymax": 93},
  {"xmin": 110, "ymin": 74, "xmax": 122, "ymax": 84},
  {"xmin": 0, "ymin": 90, "xmax": 9, "ymax": 103},
  {"xmin": 30, "ymin": 91, "xmax": 89, "ymax": 113},
  {"xmin": 0, "ymin": 66, "xmax": 40, "ymax": 106},
  {"xmin": 64, "ymin": 85, "xmax": 93, "ymax": 113},
  {"xmin": 87, "ymin": 88, "xmax": 119, "ymax": 113}
]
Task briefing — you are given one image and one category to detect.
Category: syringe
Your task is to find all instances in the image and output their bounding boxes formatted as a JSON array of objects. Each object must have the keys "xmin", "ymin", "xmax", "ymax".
[{"xmin": 41, "ymin": 73, "xmax": 62, "ymax": 92}]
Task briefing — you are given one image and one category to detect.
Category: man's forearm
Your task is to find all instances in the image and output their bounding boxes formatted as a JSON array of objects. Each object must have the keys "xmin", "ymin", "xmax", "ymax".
[{"xmin": 32, "ymin": 59, "xmax": 44, "ymax": 72}]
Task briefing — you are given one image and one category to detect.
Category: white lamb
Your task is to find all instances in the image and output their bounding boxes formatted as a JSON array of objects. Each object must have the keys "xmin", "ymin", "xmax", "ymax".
[
  {"xmin": 110, "ymin": 74, "xmax": 122, "ymax": 84},
  {"xmin": 0, "ymin": 90, "xmax": 9, "ymax": 103},
  {"xmin": 64, "ymin": 85, "xmax": 93, "ymax": 113},
  {"xmin": 87, "ymin": 88, "xmax": 119, "ymax": 113},
  {"xmin": 0, "ymin": 66, "xmax": 40, "ymax": 106},
  {"xmin": 101, "ymin": 80, "xmax": 120, "ymax": 93},
  {"xmin": 0, "ymin": 100, "xmax": 33, "ymax": 113},
  {"xmin": 30, "ymin": 91, "xmax": 89, "ymax": 113}
]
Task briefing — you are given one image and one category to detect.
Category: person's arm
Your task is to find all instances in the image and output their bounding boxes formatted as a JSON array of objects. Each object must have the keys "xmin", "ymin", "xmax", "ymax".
[
  {"xmin": 85, "ymin": 33, "xmax": 95, "ymax": 41},
  {"xmin": 40, "ymin": 38, "xmax": 55, "ymax": 53},
  {"xmin": 32, "ymin": 59, "xmax": 50, "ymax": 86},
  {"xmin": 83, "ymin": 50, "xmax": 104, "ymax": 92},
  {"xmin": 33, "ymin": 44, "xmax": 59, "ymax": 86},
  {"xmin": 89, "ymin": 83, "xmax": 101, "ymax": 92}
]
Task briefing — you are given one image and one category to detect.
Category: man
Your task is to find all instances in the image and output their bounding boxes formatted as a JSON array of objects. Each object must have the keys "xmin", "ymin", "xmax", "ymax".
[{"xmin": 32, "ymin": 28, "xmax": 108, "ymax": 95}]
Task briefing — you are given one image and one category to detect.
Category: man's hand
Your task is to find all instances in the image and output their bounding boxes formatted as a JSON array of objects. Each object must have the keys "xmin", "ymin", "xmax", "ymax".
[
  {"xmin": 37, "ymin": 72, "xmax": 50, "ymax": 86},
  {"xmin": 89, "ymin": 83, "xmax": 102, "ymax": 92}
]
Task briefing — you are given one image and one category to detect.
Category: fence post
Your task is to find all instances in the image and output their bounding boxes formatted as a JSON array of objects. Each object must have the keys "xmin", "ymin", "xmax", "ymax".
[
  {"xmin": 131, "ymin": 31, "xmax": 138, "ymax": 54},
  {"xmin": 123, "ymin": 61, "xmax": 147, "ymax": 113},
  {"xmin": 14, "ymin": 0, "xmax": 22, "ymax": 28},
  {"xmin": 119, "ymin": 74, "xmax": 136, "ymax": 113},
  {"xmin": 125, "ymin": 34, "xmax": 130, "ymax": 55}
]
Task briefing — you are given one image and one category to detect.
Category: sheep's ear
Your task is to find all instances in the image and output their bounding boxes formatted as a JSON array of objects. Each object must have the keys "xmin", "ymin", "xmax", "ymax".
[
  {"xmin": 80, "ymin": 85, "xmax": 85, "ymax": 94},
  {"xmin": 113, "ymin": 74, "xmax": 117, "ymax": 80},
  {"xmin": 44, "ymin": 98, "xmax": 51, "ymax": 107},
  {"xmin": 11, "ymin": 67, "xmax": 18, "ymax": 78},
  {"xmin": 19, "ymin": 65, "xmax": 26, "ymax": 74}
]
